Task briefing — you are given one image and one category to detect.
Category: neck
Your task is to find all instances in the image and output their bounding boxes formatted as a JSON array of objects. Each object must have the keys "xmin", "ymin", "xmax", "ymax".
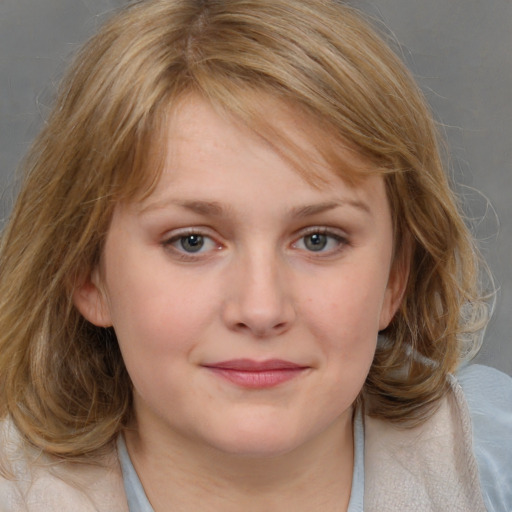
[{"xmin": 123, "ymin": 411, "xmax": 355, "ymax": 512}]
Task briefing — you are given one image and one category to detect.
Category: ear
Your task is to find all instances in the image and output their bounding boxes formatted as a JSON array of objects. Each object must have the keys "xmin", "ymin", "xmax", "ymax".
[
  {"xmin": 379, "ymin": 244, "xmax": 411, "ymax": 331},
  {"xmin": 73, "ymin": 269, "xmax": 112, "ymax": 327}
]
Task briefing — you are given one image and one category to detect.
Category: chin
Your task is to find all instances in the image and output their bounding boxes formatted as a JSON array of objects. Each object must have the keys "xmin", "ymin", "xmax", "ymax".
[
  {"xmin": 211, "ymin": 436, "xmax": 302, "ymax": 459},
  {"xmin": 201, "ymin": 420, "xmax": 314, "ymax": 459}
]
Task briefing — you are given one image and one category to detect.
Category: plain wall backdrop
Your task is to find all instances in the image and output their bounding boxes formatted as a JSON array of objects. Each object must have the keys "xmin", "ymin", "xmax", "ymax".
[{"xmin": 0, "ymin": 0, "xmax": 511, "ymax": 375}]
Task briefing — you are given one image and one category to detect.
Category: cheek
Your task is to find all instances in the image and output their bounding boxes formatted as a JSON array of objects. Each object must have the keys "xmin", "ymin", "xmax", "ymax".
[
  {"xmin": 105, "ymin": 273, "xmax": 219, "ymax": 412},
  {"xmin": 297, "ymin": 265, "xmax": 388, "ymax": 390},
  {"xmin": 104, "ymin": 261, "xmax": 220, "ymax": 360},
  {"xmin": 302, "ymin": 271, "xmax": 387, "ymax": 343}
]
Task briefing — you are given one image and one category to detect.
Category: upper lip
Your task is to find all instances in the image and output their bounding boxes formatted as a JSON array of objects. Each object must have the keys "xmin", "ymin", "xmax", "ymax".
[{"xmin": 203, "ymin": 359, "xmax": 307, "ymax": 371}]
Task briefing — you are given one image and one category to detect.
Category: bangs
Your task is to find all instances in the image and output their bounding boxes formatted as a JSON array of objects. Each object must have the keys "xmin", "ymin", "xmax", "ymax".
[{"xmin": 117, "ymin": 83, "xmax": 392, "ymax": 210}]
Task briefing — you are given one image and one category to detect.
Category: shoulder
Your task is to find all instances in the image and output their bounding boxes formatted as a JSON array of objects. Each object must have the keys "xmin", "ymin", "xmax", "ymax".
[
  {"xmin": 455, "ymin": 364, "xmax": 512, "ymax": 512},
  {"xmin": 0, "ymin": 417, "xmax": 128, "ymax": 512},
  {"xmin": 364, "ymin": 380, "xmax": 487, "ymax": 511},
  {"xmin": 0, "ymin": 418, "xmax": 27, "ymax": 511},
  {"xmin": 456, "ymin": 363, "xmax": 512, "ymax": 404}
]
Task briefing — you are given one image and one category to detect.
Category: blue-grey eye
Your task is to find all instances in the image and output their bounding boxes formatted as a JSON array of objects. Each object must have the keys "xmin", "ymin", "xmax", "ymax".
[
  {"xmin": 180, "ymin": 234, "xmax": 204, "ymax": 252},
  {"xmin": 304, "ymin": 233, "xmax": 328, "ymax": 251},
  {"xmin": 292, "ymin": 230, "xmax": 346, "ymax": 254}
]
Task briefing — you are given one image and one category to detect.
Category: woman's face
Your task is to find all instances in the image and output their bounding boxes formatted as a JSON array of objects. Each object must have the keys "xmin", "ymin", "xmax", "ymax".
[{"xmin": 75, "ymin": 96, "xmax": 404, "ymax": 457}]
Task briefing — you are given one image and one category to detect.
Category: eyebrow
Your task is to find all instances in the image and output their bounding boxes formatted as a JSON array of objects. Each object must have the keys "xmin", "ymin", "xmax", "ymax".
[
  {"xmin": 290, "ymin": 200, "xmax": 370, "ymax": 217},
  {"xmin": 141, "ymin": 198, "xmax": 371, "ymax": 218},
  {"xmin": 172, "ymin": 200, "xmax": 225, "ymax": 216},
  {"xmin": 140, "ymin": 199, "xmax": 225, "ymax": 216}
]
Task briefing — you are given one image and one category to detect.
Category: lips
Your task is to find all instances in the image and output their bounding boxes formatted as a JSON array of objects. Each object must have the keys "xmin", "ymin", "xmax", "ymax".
[{"xmin": 202, "ymin": 359, "xmax": 309, "ymax": 389}]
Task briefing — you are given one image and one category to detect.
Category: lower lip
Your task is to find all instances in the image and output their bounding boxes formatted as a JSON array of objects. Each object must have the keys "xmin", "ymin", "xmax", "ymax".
[{"xmin": 206, "ymin": 368, "xmax": 306, "ymax": 389}]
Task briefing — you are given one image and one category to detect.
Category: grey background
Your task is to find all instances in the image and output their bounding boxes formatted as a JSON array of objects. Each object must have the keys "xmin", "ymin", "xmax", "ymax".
[{"xmin": 0, "ymin": 0, "xmax": 511, "ymax": 375}]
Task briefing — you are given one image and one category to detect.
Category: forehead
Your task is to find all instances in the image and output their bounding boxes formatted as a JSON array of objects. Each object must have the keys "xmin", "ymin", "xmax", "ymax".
[
  {"xmin": 164, "ymin": 93, "xmax": 375, "ymax": 182},
  {"xmin": 124, "ymin": 90, "xmax": 386, "ymax": 208},
  {"xmin": 133, "ymin": 94, "xmax": 387, "ymax": 219}
]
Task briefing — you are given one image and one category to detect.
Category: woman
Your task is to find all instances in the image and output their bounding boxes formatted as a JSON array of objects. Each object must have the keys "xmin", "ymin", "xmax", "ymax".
[{"xmin": 0, "ymin": 1, "xmax": 510, "ymax": 510}]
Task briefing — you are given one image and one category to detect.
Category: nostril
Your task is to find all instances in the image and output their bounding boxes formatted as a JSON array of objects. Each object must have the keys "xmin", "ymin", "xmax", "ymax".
[
  {"xmin": 221, "ymin": 280, "xmax": 296, "ymax": 337},
  {"xmin": 233, "ymin": 320, "xmax": 289, "ymax": 337}
]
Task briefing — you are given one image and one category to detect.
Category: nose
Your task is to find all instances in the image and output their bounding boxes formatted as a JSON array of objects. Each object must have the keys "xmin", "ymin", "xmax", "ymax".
[{"xmin": 222, "ymin": 250, "xmax": 296, "ymax": 338}]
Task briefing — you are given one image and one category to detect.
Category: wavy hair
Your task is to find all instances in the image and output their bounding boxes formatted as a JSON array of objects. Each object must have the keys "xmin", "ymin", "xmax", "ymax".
[{"xmin": 0, "ymin": 0, "xmax": 488, "ymax": 457}]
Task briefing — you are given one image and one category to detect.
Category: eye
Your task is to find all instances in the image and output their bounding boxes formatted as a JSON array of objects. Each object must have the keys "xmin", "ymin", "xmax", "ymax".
[
  {"xmin": 303, "ymin": 233, "xmax": 329, "ymax": 252},
  {"xmin": 178, "ymin": 234, "xmax": 207, "ymax": 253},
  {"xmin": 163, "ymin": 231, "xmax": 221, "ymax": 257},
  {"xmin": 293, "ymin": 229, "xmax": 346, "ymax": 254}
]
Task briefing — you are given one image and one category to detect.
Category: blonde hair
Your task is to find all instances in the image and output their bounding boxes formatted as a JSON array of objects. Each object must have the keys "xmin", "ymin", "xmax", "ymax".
[{"xmin": 0, "ymin": 0, "xmax": 488, "ymax": 458}]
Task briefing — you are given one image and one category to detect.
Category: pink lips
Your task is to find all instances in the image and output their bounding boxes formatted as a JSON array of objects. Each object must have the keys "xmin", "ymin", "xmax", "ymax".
[{"xmin": 203, "ymin": 359, "xmax": 308, "ymax": 389}]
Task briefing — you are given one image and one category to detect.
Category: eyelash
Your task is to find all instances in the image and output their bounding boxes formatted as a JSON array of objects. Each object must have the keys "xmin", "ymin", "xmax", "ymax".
[
  {"xmin": 162, "ymin": 229, "xmax": 222, "ymax": 261},
  {"xmin": 161, "ymin": 226, "xmax": 349, "ymax": 261},
  {"xmin": 292, "ymin": 227, "xmax": 348, "ymax": 256}
]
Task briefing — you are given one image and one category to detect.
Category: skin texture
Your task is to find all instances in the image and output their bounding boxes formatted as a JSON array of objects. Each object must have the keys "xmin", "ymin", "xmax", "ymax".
[{"xmin": 74, "ymin": 96, "xmax": 406, "ymax": 511}]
